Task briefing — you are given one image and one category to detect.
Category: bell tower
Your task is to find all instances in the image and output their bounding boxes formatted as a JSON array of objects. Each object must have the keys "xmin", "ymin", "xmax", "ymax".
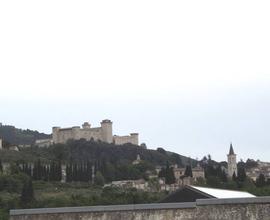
[{"xmin": 227, "ymin": 143, "xmax": 237, "ymax": 178}]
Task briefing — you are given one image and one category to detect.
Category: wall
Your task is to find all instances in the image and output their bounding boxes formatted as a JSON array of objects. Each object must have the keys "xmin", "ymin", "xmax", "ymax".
[
  {"xmin": 10, "ymin": 197, "xmax": 270, "ymax": 220},
  {"xmin": 113, "ymin": 134, "xmax": 138, "ymax": 145},
  {"xmin": 52, "ymin": 120, "xmax": 138, "ymax": 145},
  {"xmin": 53, "ymin": 127, "xmax": 104, "ymax": 144}
]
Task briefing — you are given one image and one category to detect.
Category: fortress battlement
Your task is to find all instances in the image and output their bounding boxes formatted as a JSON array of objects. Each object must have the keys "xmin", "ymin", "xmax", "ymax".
[{"xmin": 52, "ymin": 119, "xmax": 139, "ymax": 146}]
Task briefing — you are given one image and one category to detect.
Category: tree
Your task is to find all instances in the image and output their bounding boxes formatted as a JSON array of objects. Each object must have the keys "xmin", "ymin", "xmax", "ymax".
[
  {"xmin": 20, "ymin": 179, "xmax": 34, "ymax": 206},
  {"xmin": 220, "ymin": 170, "xmax": 228, "ymax": 182},
  {"xmin": 168, "ymin": 167, "xmax": 176, "ymax": 184},
  {"xmin": 237, "ymin": 167, "xmax": 246, "ymax": 182},
  {"xmin": 256, "ymin": 174, "xmax": 266, "ymax": 187},
  {"xmin": 184, "ymin": 165, "xmax": 193, "ymax": 177},
  {"xmin": 232, "ymin": 172, "xmax": 237, "ymax": 181},
  {"xmin": 245, "ymin": 159, "xmax": 258, "ymax": 169},
  {"xmin": 95, "ymin": 171, "xmax": 105, "ymax": 186},
  {"xmin": 165, "ymin": 162, "xmax": 175, "ymax": 184},
  {"xmin": 158, "ymin": 167, "xmax": 166, "ymax": 178},
  {"xmin": 170, "ymin": 153, "xmax": 183, "ymax": 167},
  {"xmin": 0, "ymin": 159, "xmax": 2, "ymax": 173},
  {"xmin": 157, "ymin": 148, "xmax": 166, "ymax": 155}
]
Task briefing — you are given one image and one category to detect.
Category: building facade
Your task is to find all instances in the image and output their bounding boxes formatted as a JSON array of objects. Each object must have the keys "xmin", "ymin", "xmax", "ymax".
[{"xmin": 52, "ymin": 119, "xmax": 139, "ymax": 145}]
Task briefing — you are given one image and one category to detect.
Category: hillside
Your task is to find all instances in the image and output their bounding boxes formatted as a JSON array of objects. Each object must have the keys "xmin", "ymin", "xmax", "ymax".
[
  {"xmin": 0, "ymin": 139, "xmax": 195, "ymax": 166},
  {"xmin": 0, "ymin": 124, "xmax": 51, "ymax": 145}
]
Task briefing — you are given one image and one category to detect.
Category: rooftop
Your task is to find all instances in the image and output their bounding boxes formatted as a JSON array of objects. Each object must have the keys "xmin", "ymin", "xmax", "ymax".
[
  {"xmin": 229, "ymin": 143, "xmax": 235, "ymax": 155},
  {"xmin": 191, "ymin": 186, "xmax": 255, "ymax": 199}
]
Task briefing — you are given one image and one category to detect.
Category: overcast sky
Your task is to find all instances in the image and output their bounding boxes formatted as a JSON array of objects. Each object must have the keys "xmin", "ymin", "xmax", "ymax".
[{"xmin": 1, "ymin": 1, "xmax": 270, "ymax": 162}]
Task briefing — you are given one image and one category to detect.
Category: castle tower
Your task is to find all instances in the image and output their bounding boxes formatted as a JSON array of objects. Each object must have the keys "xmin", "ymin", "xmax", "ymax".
[
  {"xmin": 227, "ymin": 143, "xmax": 237, "ymax": 178},
  {"xmin": 100, "ymin": 119, "xmax": 113, "ymax": 143},
  {"xmin": 52, "ymin": 127, "xmax": 60, "ymax": 144},
  {"xmin": 130, "ymin": 133, "xmax": 139, "ymax": 145},
  {"xmin": 82, "ymin": 122, "xmax": 91, "ymax": 129}
]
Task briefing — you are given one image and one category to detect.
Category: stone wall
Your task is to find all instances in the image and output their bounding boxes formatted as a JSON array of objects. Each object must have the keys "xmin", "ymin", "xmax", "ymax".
[
  {"xmin": 113, "ymin": 133, "xmax": 139, "ymax": 145},
  {"xmin": 10, "ymin": 197, "xmax": 270, "ymax": 220},
  {"xmin": 52, "ymin": 120, "xmax": 139, "ymax": 145}
]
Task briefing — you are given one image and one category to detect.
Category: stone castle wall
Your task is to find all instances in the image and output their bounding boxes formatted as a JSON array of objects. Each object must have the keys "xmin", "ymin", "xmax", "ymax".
[
  {"xmin": 52, "ymin": 120, "xmax": 139, "ymax": 146},
  {"xmin": 114, "ymin": 133, "xmax": 138, "ymax": 145},
  {"xmin": 10, "ymin": 197, "xmax": 270, "ymax": 220},
  {"xmin": 53, "ymin": 127, "xmax": 103, "ymax": 144}
]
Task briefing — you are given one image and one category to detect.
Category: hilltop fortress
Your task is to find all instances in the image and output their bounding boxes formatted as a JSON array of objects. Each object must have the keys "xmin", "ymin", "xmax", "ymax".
[{"xmin": 52, "ymin": 119, "xmax": 139, "ymax": 145}]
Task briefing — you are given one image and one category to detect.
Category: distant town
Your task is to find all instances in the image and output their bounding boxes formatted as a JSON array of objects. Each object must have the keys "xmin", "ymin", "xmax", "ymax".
[
  {"xmin": 1, "ymin": 120, "xmax": 269, "ymax": 191},
  {"xmin": 1, "ymin": 120, "xmax": 270, "ymax": 219}
]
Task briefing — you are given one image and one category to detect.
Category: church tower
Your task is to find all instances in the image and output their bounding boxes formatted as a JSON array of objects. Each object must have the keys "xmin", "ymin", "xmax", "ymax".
[{"xmin": 227, "ymin": 143, "xmax": 237, "ymax": 178}]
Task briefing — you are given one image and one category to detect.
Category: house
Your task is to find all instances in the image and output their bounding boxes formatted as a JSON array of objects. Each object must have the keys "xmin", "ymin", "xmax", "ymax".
[
  {"xmin": 160, "ymin": 185, "xmax": 255, "ymax": 203},
  {"xmin": 246, "ymin": 161, "xmax": 270, "ymax": 181},
  {"xmin": 108, "ymin": 179, "xmax": 148, "ymax": 190}
]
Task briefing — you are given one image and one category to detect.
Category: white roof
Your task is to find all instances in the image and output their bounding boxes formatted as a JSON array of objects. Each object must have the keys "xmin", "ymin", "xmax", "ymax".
[{"xmin": 191, "ymin": 186, "xmax": 255, "ymax": 198}]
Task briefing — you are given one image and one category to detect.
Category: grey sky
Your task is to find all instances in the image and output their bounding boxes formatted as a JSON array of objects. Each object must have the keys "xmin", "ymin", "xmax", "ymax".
[{"xmin": 1, "ymin": 1, "xmax": 270, "ymax": 162}]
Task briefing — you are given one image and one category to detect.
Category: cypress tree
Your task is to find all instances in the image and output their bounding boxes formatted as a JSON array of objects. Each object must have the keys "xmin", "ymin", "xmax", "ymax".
[
  {"xmin": 165, "ymin": 161, "xmax": 176, "ymax": 184},
  {"xmin": 21, "ymin": 179, "xmax": 34, "ymax": 206},
  {"xmin": 237, "ymin": 167, "xmax": 246, "ymax": 182},
  {"xmin": 0, "ymin": 159, "xmax": 3, "ymax": 173},
  {"xmin": 184, "ymin": 165, "xmax": 193, "ymax": 177},
  {"xmin": 232, "ymin": 172, "xmax": 237, "ymax": 181},
  {"xmin": 66, "ymin": 164, "xmax": 70, "ymax": 182},
  {"xmin": 158, "ymin": 167, "xmax": 166, "ymax": 178},
  {"xmin": 86, "ymin": 161, "xmax": 91, "ymax": 182},
  {"xmin": 256, "ymin": 174, "xmax": 266, "ymax": 187},
  {"xmin": 221, "ymin": 170, "xmax": 228, "ymax": 182}
]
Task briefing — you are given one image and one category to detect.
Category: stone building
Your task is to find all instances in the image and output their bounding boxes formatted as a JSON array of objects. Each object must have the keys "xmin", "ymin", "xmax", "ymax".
[
  {"xmin": 52, "ymin": 119, "xmax": 139, "ymax": 145},
  {"xmin": 35, "ymin": 139, "xmax": 53, "ymax": 147},
  {"xmin": 108, "ymin": 179, "xmax": 148, "ymax": 190},
  {"xmin": 227, "ymin": 143, "xmax": 237, "ymax": 178},
  {"xmin": 173, "ymin": 164, "xmax": 205, "ymax": 184},
  {"xmin": 132, "ymin": 154, "xmax": 141, "ymax": 165},
  {"xmin": 246, "ymin": 161, "xmax": 270, "ymax": 181}
]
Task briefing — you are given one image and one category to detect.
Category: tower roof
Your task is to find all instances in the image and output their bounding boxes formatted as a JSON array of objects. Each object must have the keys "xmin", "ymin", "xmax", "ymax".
[{"xmin": 229, "ymin": 143, "xmax": 235, "ymax": 155}]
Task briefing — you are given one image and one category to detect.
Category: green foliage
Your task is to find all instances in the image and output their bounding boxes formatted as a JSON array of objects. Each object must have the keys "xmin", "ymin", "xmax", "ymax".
[
  {"xmin": 237, "ymin": 167, "xmax": 247, "ymax": 182},
  {"xmin": 0, "ymin": 125, "xmax": 50, "ymax": 145},
  {"xmin": 32, "ymin": 182, "xmax": 166, "ymax": 208},
  {"xmin": 184, "ymin": 165, "xmax": 193, "ymax": 177},
  {"xmin": 0, "ymin": 139, "xmax": 194, "ymax": 171},
  {"xmin": 94, "ymin": 171, "xmax": 105, "ymax": 186},
  {"xmin": 169, "ymin": 153, "xmax": 183, "ymax": 167},
  {"xmin": 66, "ymin": 161, "xmax": 92, "ymax": 182},
  {"xmin": 148, "ymin": 178, "xmax": 160, "ymax": 192},
  {"xmin": 20, "ymin": 179, "xmax": 34, "ymax": 207},
  {"xmin": 0, "ymin": 209, "xmax": 9, "ymax": 220},
  {"xmin": 256, "ymin": 174, "xmax": 266, "ymax": 187},
  {"xmin": 164, "ymin": 162, "xmax": 175, "ymax": 184},
  {"xmin": 195, "ymin": 159, "xmax": 268, "ymax": 197},
  {"xmin": 21, "ymin": 160, "xmax": 62, "ymax": 182},
  {"xmin": 158, "ymin": 162, "xmax": 176, "ymax": 184},
  {"xmin": 0, "ymin": 160, "xmax": 2, "ymax": 173},
  {"xmin": 156, "ymin": 148, "xmax": 166, "ymax": 155},
  {"xmin": 245, "ymin": 159, "xmax": 258, "ymax": 169},
  {"xmin": 0, "ymin": 173, "xmax": 28, "ymax": 193}
]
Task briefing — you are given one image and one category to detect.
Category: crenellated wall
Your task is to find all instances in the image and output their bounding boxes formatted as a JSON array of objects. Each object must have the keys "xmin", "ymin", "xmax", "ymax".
[{"xmin": 10, "ymin": 197, "xmax": 270, "ymax": 220}]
